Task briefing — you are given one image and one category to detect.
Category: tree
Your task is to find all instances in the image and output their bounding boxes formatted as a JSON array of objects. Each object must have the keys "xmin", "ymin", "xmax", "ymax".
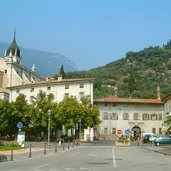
[
  {"xmin": 30, "ymin": 90, "xmax": 56, "ymax": 140},
  {"xmin": 59, "ymin": 64, "xmax": 65, "ymax": 78}
]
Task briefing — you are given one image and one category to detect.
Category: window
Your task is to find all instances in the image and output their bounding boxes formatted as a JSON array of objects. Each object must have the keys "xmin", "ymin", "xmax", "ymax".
[
  {"xmin": 158, "ymin": 114, "xmax": 162, "ymax": 120},
  {"xmin": 152, "ymin": 128, "xmax": 156, "ymax": 134},
  {"xmin": 104, "ymin": 128, "xmax": 108, "ymax": 134},
  {"xmin": 103, "ymin": 112, "xmax": 108, "ymax": 120},
  {"xmin": 112, "ymin": 103, "xmax": 116, "ymax": 107},
  {"xmin": 79, "ymin": 83, "xmax": 84, "ymax": 88},
  {"xmin": 112, "ymin": 128, "xmax": 116, "ymax": 134},
  {"xmin": 133, "ymin": 113, "xmax": 139, "ymax": 120},
  {"xmin": 123, "ymin": 113, "xmax": 129, "ymax": 120},
  {"xmin": 159, "ymin": 128, "xmax": 162, "ymax": 134},
  {"xmin": 79, "ymin": 92, "xmax": 84, "ymax": 99},
  {"xmin": 16, "ymin": 90, "xmax": 20, "ymax": 93},
  {"xmin": 64, "ymin": 93, "xmax": 69, "ymax": 98},
  {"xmin": 143, "ymin": 114, "xmax": 149, "ymax": 120},
  {"xmin": 47, "ymin": 86, "xmax": 51, "ymax": 90},
  {"xmin": 4, "ymin": 69, "xmax": 7, "ymax": 73},
  {"xmin": 151, "ymin": 114, "xmax": 157, "ymax": 120},
  {"xmin": 30, "ymin": 88, "xmax": 34, "ymax": 92},
  {"xmin": 111, "ymin": 113, "xmax": 118, "ymax": 120},
  {"xmin": 65, "ymin": 84, "xmax": 69, "ymax": 89},
  {"xmin": 30, "ymin": 96, "xmax": 34, "ymax": 102}
]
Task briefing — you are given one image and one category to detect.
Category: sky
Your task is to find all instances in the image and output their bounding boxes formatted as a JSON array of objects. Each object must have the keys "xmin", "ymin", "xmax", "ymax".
[{"xmin": 0, "ymin": 0, "xmax": 171, "ymax": 70}]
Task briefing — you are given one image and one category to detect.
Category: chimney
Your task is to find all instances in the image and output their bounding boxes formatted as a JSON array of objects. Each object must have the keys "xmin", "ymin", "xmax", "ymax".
[{"xmin": 157, "ymin": 86, "xmax": 161, "ymax": 100}]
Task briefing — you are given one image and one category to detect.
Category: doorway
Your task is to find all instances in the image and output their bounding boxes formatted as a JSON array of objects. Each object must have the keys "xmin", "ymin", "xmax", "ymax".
[{"xmin": 132, "ymin": 126, "xmax": 141, "ymax": 138}]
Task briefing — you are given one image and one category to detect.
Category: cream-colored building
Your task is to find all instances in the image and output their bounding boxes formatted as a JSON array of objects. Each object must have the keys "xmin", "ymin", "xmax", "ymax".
[
  {"xmin": 8, "ymin": 76, "xmax": 94, "ymax": 104},
  {"xmin": 94, "ymin": 96, "xmax": 164, "ymax": 140}
]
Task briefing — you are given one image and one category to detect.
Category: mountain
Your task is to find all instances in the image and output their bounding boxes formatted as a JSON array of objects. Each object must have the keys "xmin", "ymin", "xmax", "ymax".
[
  {"xmin": 65, "ymin": 41, "xmax": 171, "ymax": 99},
  {"xmin": 0, "ymin": 42, "xmax": 77, "ymax": 77}
]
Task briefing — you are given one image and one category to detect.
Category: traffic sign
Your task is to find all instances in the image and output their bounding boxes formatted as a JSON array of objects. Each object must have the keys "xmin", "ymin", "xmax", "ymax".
[
  {"xmin": 125, "ymin": 129, "xmax": 130, "ymax": 135},
  {"xmin": 17, "ymin": 122, "xmax": 23, "ymax": 129},
  {"xmin": 117, "ymin": 130, "xmax": 122, "ymax": 134}
]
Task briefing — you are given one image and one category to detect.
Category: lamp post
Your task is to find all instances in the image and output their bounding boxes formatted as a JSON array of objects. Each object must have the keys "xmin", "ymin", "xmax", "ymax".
[{"xmin": 47, "ymin": 109, "xmax": 51, "ymax": 148}]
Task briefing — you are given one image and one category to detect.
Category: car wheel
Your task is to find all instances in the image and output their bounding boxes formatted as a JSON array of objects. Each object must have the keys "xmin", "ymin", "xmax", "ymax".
[{"xmin": 156, "ymin": 142, "xmax": 160, "ymax": 146}]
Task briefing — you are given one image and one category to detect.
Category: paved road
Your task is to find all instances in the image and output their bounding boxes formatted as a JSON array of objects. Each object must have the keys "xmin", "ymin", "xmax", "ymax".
[{"xmin": 0, "ymin": 141, "xmax": 171, "ymax": 171}]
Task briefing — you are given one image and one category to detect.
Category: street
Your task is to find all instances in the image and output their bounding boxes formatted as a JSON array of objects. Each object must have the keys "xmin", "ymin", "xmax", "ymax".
[{"xmin": 0, "ymin": 141, "xmax": 171, "ymax": 171}]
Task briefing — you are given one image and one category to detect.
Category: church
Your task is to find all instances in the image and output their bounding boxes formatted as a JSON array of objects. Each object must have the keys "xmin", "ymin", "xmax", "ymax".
[{"xmin": 0, "ymin": 30, "xmax": 43, "ymax": 100}]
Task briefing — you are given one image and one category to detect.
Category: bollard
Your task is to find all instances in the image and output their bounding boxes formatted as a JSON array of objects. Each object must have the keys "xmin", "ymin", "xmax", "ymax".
[
  {"xmin": 63, "ymin": 141, "xmax": 65, "ymax": 151},
  {"xmin": 10, "ymin": 149, "xmax": 14, "ymax": 161},
  {"xmin": 55, "ymin": 141, "xmax": 57, "ymax": 153},
  {"xmin": 44, "ymin": 143, "xmax": 47, "ymax": 155},
  {"xmin": 68, "ymin": 139, "xmax": 70, "ymax": 149},
  {"xmin": 28, "ymin": 144, "xmax": 32, "ymax": 158}
]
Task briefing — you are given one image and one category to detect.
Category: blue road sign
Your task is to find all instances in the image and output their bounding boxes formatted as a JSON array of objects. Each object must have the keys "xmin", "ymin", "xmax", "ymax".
[
  {"xmin": 125, "ymin": 129, "xmax": 130, "ymax": 135},
  {"xmin": 17, "ymin": 122, "xmax": 23, "ymax": 129}
]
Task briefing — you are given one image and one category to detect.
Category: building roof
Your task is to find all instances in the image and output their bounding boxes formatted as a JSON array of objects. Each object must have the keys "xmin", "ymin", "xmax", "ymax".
[
  {"xmin": 6, "ymin": 30, "xmax": 20, "ymax": 57},
  {"xmin": 7, "ymin": 77, "xmax": 95, "ymax": 90},
  {"xmin": 94, "ymin": 96, "xmax": 163, "ymax": 104}
]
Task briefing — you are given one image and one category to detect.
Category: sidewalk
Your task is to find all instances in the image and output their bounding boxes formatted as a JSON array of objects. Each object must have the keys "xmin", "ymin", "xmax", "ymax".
[{"xmin": 0, "ymin": 141, "xmax": 78, "ymax": 161}]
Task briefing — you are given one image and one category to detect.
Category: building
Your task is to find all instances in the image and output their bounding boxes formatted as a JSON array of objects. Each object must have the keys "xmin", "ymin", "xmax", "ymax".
[
  {"xmin": 162, "ymin": 94, "xmax": 171, "ymax": 135},
  {"xmin": 94, "ymin": 94, "xmax": 164, "ymax": 140},
  {"xmin": 8, "ymin": 76, "xmax": 95, "ymax": 104},
  {"xmin": 0, "ymin": 31, "xmax": 43, "ymax": 100}
]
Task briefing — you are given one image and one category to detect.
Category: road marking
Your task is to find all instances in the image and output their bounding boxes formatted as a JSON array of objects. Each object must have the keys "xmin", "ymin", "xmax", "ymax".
[{"xmin": 112, "ymin": 148, "xmax": 117, "ymax": 168}]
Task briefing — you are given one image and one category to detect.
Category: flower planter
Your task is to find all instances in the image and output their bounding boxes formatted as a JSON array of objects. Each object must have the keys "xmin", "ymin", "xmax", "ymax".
[{"xmin": 115, "ymin": 141, "xmax": 131, "ymax": 147}]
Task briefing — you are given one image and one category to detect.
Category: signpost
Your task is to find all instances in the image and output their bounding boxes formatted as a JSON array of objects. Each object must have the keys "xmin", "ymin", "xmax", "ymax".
[{"xmin": 16, "ymin": 122, "xmax": 25, "ymax": 147}]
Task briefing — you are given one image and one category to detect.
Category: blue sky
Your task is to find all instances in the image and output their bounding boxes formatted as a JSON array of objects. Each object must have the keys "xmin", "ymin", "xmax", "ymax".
[{"xmin": 0, "ymin": 0, "xmax": 171, "ymax": 70}]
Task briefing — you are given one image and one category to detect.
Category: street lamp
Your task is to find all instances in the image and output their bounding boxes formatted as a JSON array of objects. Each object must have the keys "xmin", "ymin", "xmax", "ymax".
[{"xmin": 47, "ymin": 109, "xmax": 51, "ymax": 148}]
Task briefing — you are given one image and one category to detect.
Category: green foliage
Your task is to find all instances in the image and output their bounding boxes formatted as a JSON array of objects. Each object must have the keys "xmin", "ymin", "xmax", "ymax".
[{"xmin": 65, "ymin": 43, "xmax": 171, "ymax": 99}]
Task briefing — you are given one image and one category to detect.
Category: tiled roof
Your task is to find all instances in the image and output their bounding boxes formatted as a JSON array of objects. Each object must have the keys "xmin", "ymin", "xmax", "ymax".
[
  {"xmin": 94, "ymin": 96, "xmax": 163, "ymax": 104},
  {"xmin": 7, "ymin": 78, "xmax": 95, "ymax": 89}
]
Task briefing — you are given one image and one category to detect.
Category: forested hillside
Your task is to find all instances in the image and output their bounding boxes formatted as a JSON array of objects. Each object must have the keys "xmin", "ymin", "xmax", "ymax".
[{"xmin": 63, "ymin": 41, "xmax": 171, "ymax": 99}]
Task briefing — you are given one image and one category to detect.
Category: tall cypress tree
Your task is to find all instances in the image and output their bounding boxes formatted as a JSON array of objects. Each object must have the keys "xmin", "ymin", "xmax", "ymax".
[{"xmin": 59, "ymin": 64, "xmax": 65, "ymax": 78}]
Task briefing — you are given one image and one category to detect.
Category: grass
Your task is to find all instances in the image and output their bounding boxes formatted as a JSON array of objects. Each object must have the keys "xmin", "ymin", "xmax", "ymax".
[{"xmin": 0, "ymin": 143, "xmax": 21, "ymax": 151}]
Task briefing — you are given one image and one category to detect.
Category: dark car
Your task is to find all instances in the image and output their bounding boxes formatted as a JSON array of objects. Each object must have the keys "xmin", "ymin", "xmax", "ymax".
[
  {"xmin": 143, "ymin": 134, "xmax": 150, "ymax": 143},
  {"xmin": 154, "ymin": 137, "xmax": 171, "ymax": 146},
  {"xmin": 0, "ymin": 154, "xmax": 7, "ymax": 162}
]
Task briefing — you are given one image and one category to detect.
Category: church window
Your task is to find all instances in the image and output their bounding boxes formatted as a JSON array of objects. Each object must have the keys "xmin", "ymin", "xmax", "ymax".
[{"xmin": 5, "ymin": 69, "xmax": 7, "ymax": 73}]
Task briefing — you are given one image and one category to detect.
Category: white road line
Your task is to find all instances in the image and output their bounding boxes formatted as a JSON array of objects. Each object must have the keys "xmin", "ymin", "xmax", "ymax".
[{"xmin": 112, "ymin": 147, "xmax": 117, "ymax": 168}]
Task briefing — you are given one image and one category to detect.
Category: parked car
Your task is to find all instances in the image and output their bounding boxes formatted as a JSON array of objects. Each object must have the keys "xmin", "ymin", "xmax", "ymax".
[
  {"xmin": 143, "ymin": 133, "xmax": 158, "ymax": 143},
  {"xmin": 154, "ymin": 137, "xmax": 171, "ymax": 146},
  {"xmin": 0, "ymin": 154, "xmax": 7, "ymax": 162}
]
